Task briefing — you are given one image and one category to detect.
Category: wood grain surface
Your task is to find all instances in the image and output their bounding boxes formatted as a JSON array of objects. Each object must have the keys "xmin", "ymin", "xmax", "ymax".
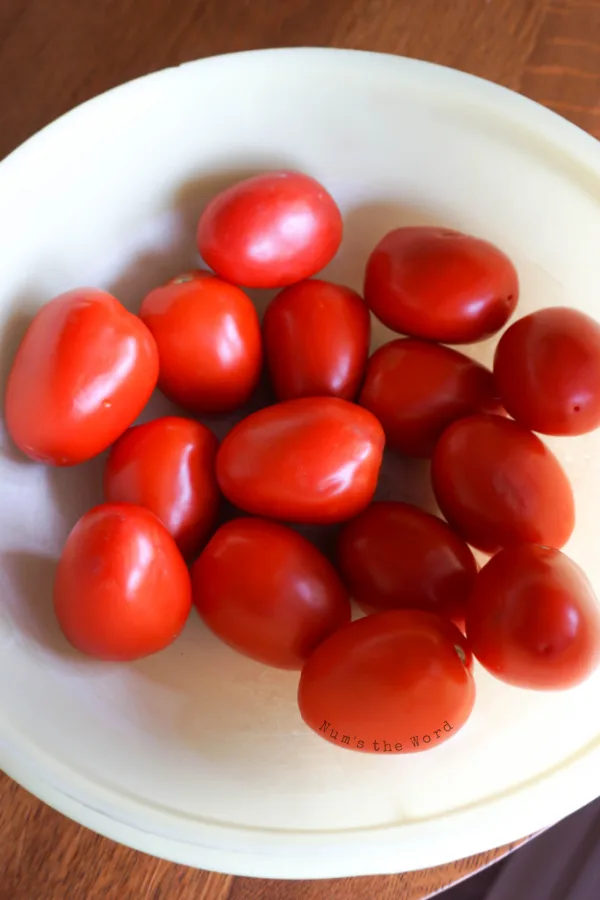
[{"xmin": 0, "ymin": 0, "xmax": 598, "ymax": 898}]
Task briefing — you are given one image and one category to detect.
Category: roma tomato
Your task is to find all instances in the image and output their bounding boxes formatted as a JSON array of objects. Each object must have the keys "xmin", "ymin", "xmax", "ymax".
[
  {"xmin": 432, "ymin": 414, "xmax": 575, "ymax": 554},
  {"xmin": 494, "ymin": 307, "xmax": 600, "ymax": 436},
  {"xmin": 104, "ymin": 417, "xmax": 219, "ymax": 559},
  {"xmin": 5, "ymin": 288, "xmax": 158, "ymax": 465},
  {"xmin": 216, "ymin": 397, "xmax": 385, "ymax": 524},
  {"xmin": 337, "ymin": 502, "xmax": 477, "ymax": 626},
  {"xmin": 197, "ymin": 171, "xmax": 343, "ymax": 288},
  {"xmin": 54, "ymin": 504, "xmax": 192, "ymax": 661},
  {"xmin": 298, "ymin": 610, "xmax": 475, "ymax": 754},
  {"xmin": 364, "ymin": 227, "xmax": 518, "ymax": 343},
  {"xmin": 466, "ymin": 544, "xmax": 600, "ymax": 690},
  {"xmin": 192, "ymin": 518, "xmax": 351, "ymax": 669},
  {"xmin": 263, "ymin": 280, "xmax": 371, "ymax": 401},
  {"xmin": 359, "ymin": 338, "xmax": 501, "ymax": 457},
  {"xmin": 139, "ymin": 273, "xmax": 262, "ymax": 414}
]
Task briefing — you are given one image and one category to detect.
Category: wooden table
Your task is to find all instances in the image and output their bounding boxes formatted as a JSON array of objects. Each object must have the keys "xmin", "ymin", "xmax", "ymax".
[{"xmin": 1, "ymin": 0, "xmax": 598, "ymax": 897}]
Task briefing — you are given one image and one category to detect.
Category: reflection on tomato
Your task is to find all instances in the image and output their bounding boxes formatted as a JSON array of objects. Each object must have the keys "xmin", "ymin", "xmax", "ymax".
[
  {"xmin": 298, "ymin": 610, "xmax": 475, "ymax": 753},
  {"xmin": 192, "ymin": 518, "xmax": 351, "ymax": 669},
  {"xmin": 5, "ymin": 288, "xmax": 158, "ymax": 465},
  {"xmin": 216, "ymin": 397, "xmax": 385, "ymax": 524}
]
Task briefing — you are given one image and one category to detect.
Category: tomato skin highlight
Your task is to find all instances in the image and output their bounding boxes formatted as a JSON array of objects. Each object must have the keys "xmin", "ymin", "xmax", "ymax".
[
  {"xmin": 5, "ymin": 288, "xmax": 158, "ymax": 465},
  {"xmin": 298, "ymin": 610, "xmax": 475, "ymax": 753},
  {"xmin": 359, "ymin": 338, "xmax": 501, "ymax": 457},
  {"xmin": 196, "ymin": 171, "xmax": 343, "ymax": 288},
  {"xmin": 364, "ymin": 227, "xmax": 518, "ymax": 343},
  {"xmin": 54, "ymin": 504, "xmax": 192, "ymax": 661},
  {"xmin": 263, "ymin": 279, "xmax": 371, "ymax": 402},
  {"xmin": 192, "ymin": 517, "xmax": 351, "ymax": 669},
  {"xmin": 432, "ymin": 414, "xmax": 575, "ymax": 555},
  {"xmin": 466, "ymin": 544, "xmax": 600, "ymax": 690},
  {"xmin": 216, "ymin": 397, "xmax": 385, "ymax": 524},
  {"xmin": 494, "ymin": 307, "xmax": 600, "ymax": 436},
  {"xmin": 139, "ymin": 274, "xmax": 262, "ymax": 414},
  {"xmin": 337, "ymin": 501, "xmax": 478, "ymax": 626},
  {"xmin": 104, "ymin": 417, "xmax": 220, "ymax": 559}
]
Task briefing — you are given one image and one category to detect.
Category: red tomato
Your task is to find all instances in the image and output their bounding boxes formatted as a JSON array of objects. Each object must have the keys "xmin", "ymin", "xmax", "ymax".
[
  {"xmin": 54, "ymin": 504, "xmax": 192, "ymax": 661},
  {"xmin": 466, "ymin": 544, "xmax": 600, "ymax": 690},
  {"xmin": 494, "ymin": 307, "xmax": 600, "ymax": 436},
  {"xmin": 216, "ymin": 397, "xmax": 385, "ymax": 524},
  {"xmin": 139, "ymin": 272, "xmax": 262, "ymax": 414},
  {"xmin": 359, "ymin": 338, "xmax": 502, "ymax": 457},
  {"xmin": 197, "ymin": 171, "xmax": 343, "ymax": 288},
  {"xmin": 263, "ymin": 280, "xmax": 371, "ymax": 401},
  {"xmin": 364, "ymin": 227, "xmax": 518, "ymax": 343},
  {"xmin": 192, "ymin": 518, "xmax": 351, "ymax": 669},
  {"xmin": 5, "ymin": 288, "xmax": 158, "ymax": 466},
  {"xmin": 104, "ymin": 417, "xmax": 219, "ymax": 559},
  {"xmin": 432, "ymin": 414, "xmax": 575, "ymax": 554},
  {"xmin": 337, "ymin": 502, "xmax": 478, "ymax": 626},
  {"xmin": 298, "ymin": 610, "xmax": 475, "ymax": 754}
]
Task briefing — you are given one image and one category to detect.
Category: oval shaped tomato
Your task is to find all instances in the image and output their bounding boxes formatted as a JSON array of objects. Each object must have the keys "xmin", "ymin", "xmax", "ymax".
[
  {"xmin": 432, "ymin": 414, "xmax": 575, "ymax": 554},
  {"xmin": 5, "ymin": 288, "xmax": 158, "ymax": 465},
  {"xmin": 139, "ymin": 273, "xmax": 262, "ymax": 414},
  {"xmin": 263, "ymin": 280, "xmax": 371, "ymax": 401},
  {"xmin": 298, "ymin": 610, "xmax": 475, "ymax": 754},
  {"xmin": 216, "ymin": 397, "xmax": 385, "ymax": 524},
  {"xmin": 494, "ymin": 307, "xmax": 600, "ymax": 436},
  {"xmin": 192, "ymin": 518, "xmax": 350, "ymax": 669},
  {"xmin": 364, "ymin": 227, "xmax": 518, "ymax": 344},
  {"xmin": 337, "ymin": 502, "xmax": 477, "ymax": 626},
  {"xmin": 466, "ymin": 544, "xmax": 600, "ymax": 690},
  {"xmin": 104, "ymin": 417, "xmax": 219, "ymax": 559},
  {"xmin": 54, "ymin": 504, "xmax": 192, "ymax": 661},
  {"xmin": 359, "ymin": 338, "xmax": 502, "ymax": 457},
  {"xmin": 197, "ymin": 171, "xmax": 343, "ymax": 288}
]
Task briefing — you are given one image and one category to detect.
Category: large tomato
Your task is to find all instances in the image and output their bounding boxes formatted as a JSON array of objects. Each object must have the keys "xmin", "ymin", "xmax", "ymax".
[
  {"xmin": 192, "ymin": 518, "xmax": 350, "ymax": 669},
  {"xmin": 359, "ymin": 338, "xmax": 501, "ymax": 457},
  {"xmin": 139, "ymin": 272, "xmax": 262, "ymax": 414},
  {"xmin": 5, "ymin": 288, "xmax": 158, "ymax": 465},
  {"xmin": 216, "ymin": 397, "xmax": 385, "ymax": 524},
  {"xmin": 298, "ymin": 610, "xmax": 475, "ymax": 754},
  {"xmin": 494, "ymin": 307, "xmax": 600, "ymax": 436},
  {"xmin": 54, "ymin": 504, "xmax": 192, "ymax": 661},
  {"xmin": 432, "ymin": 414, "xmax": 575, "ymax": 554},
  {"xmin": 337, "ymin": 502, "xmax": 478, "ymax": 626},
  {"xmin": 104, "ymin": 417, "xmax": 219, "ymax": 559},
  {"xmin": 466, "ymin": 544, "xmax": 600, "ymax": 690},
  {"xmin": 364, "ymin": 227, "xmax": 518, "ymax": 343},
  {"xmin": 196, "ymin": 171, "xmax": 343, "ymax": 288},
  {"xmin": 263, "ymin": 279, "xmax": 371, "ymax": 401}
]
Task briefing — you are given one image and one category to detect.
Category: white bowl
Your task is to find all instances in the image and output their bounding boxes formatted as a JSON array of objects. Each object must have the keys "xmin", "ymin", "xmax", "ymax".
[{"xmin": 1, "ymin": 49, "xmax": 600, "ymax": 879}]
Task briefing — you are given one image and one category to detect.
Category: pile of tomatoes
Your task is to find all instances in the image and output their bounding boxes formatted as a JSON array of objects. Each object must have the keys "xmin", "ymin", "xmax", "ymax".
[{"xmin": 6, "ymin": 170, "xmax": 600, "ymax": 755}]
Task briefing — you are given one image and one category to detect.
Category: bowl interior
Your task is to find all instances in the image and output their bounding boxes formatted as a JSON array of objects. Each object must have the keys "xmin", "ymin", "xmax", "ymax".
[{"xmin": 1, "ymin": 50, "xmax": 600, "ymax": 875}]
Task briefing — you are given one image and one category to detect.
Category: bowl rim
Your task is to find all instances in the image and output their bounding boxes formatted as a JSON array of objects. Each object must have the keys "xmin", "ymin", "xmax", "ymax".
[{"xmin": 2, "ymin": 47, "xmax": 600, "ymax": 878}]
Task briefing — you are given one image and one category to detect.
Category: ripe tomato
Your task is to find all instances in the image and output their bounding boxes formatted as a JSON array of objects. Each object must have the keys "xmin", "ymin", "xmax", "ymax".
[
  {"xmin": 139, "ymin": 272, "xmax": 262, "ymax": 414},
  {"xmin": 54, "ymin": 504, "xmax": 192, "ymax": 661},
  {"xmin": 196, "ymin": 171, "xmax": 343, "ymax": 288},
  {"xmin": 298, "ymin": 610, "xmax": 475, "ymax": 754},
  {"xmin": 432, "ymin": 414, "xmax": 575, "ymax": 554},
  {"xmin": 192, "ymin": 518, "xmax": 350, "ymax": 669},
  {"xmin": 359, "ymin": 338, "xmax": 502, "ymax": 457},
  {"xmin": 466, "ymin": 544, "xmax": 600, "ymax": 690},
  {"xmin": 364, "ymin": 227, "xmax": 518, "ymax": 343},
  {"xmin": 494, "ymin": 307, "xmax": 600, "ymax": 436},
  {"xmin": 216, "ymin": 397, "xmax": 385, "ymax": 524},
  {"xmin": 104, "ymin": 417, "xmax": 219, "ymax": 559},
  {"xmin": 5, "ymin": 288, "xmax": 158, "ymax": 466},
  {"xmin": 337, "ymin": 502, "xmax": 477, "ymax": 626},
  {"xmin": 263, "ymin": 280, "xmax": 371, "ymax": 401}
]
